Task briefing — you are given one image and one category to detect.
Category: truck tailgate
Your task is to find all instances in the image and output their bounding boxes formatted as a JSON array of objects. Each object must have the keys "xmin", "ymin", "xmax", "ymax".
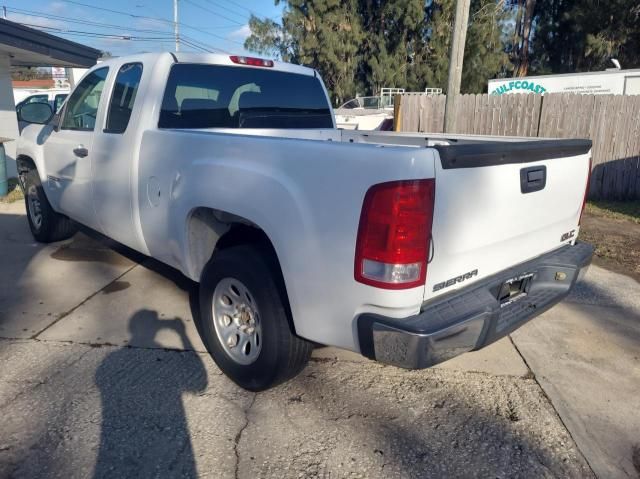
[{"xmin": 424, "ymin": 139, "xmax": 591, "ymax": 302}]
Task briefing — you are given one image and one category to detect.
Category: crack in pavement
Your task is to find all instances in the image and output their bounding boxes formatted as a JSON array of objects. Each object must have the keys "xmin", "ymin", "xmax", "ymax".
[
  {"xmin": 233, "ymin": 393, "xmax": 257, "ymax": 479},
  {"xmin": 508, "ymin": 335, "xmax": 597, "ymax": 478},
  {"xmin": 29, "ymin": 264, "xmax": 139, "ymax": 340}
]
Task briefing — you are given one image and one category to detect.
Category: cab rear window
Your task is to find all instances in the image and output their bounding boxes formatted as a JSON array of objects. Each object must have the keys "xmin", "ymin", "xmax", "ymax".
[{"xmin": 158, "ymin": 64, "xmax": 332, "ymax": 129}]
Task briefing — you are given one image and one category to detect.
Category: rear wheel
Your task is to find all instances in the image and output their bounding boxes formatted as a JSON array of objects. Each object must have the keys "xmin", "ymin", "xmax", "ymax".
[
  {"xmin": 198, "ymin": 245, "xmax": 313, "ymax": 391},
  {"xmin": 23, "ymin": 168, "xmax": 76, "ymax": 243}
]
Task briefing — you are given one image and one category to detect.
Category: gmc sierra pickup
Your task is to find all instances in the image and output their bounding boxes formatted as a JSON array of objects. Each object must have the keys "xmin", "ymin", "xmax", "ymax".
[{"xmin": 16, "ymin": 53, "xmax": 593, "ymax": 391}]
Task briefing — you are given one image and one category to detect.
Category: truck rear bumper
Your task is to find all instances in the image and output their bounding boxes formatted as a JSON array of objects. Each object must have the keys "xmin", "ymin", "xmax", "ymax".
[{"xmin": 357, "ymin": 241, "xmax": 593, "ymax": 369}]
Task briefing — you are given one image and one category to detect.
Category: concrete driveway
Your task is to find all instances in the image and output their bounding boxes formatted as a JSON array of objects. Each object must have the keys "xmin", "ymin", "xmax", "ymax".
[{"xmin": 1, "ymin": 201, "xmax": 638, "ymax": 478}]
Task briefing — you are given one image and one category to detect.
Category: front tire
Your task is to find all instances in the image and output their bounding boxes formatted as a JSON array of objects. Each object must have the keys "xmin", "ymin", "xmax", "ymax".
[
  {"xmin": 198, "ymin": 245, "xmax": 313, "ymax": 391},
  {"xmin": 23, "ymin": 168, "xmax": 76, "ymax": 243}
]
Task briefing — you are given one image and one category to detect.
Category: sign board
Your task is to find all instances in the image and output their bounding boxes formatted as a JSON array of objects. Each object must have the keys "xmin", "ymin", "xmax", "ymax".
[
  {"xmin": 51, "ymin": 67, "xmax": 66, "ymax": 79},
  {"xmin": 489, "ymin": 69, "xmax": 640, "ymax": 96}
]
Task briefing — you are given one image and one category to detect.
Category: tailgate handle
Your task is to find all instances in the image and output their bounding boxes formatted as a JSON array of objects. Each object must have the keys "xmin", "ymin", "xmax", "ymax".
[{"xmin": 520, "ymin": 166, "xmax": 547, "ymax": 194}]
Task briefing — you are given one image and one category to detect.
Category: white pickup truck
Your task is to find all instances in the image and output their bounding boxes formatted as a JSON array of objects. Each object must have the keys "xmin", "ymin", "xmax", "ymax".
[{"xmin": 16, "ymin": 53, "xmax": 593, "ymax": 391}]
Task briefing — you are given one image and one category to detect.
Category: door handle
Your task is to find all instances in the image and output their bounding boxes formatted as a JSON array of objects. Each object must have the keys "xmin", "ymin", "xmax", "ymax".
[
  {"xmin": 73, "ymin": 145, "xmax": 89, "ymax": 158},
  {"xmin": 520, "ymin": 165, "xmax": 547, "ymax": 194}
]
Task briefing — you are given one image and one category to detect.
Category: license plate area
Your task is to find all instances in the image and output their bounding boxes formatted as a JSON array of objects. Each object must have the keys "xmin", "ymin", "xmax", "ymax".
[{"xmin": 497, "ymin": 273, "xmax": 534, "ymax": 308}]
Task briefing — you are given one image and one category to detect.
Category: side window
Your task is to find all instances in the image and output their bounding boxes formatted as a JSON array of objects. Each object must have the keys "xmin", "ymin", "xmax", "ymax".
[
  {"xmin": 105, "ymin": 63, "xmax": 143, "ymax": 134},
  {"xmin": 61, "ymin": 67, "xmax": 108, "ymax": 131},
  {"xmin": 54, "ymin": 94, "xmax": 67, "ymax": 113},
  {"xmin": 25, "ymin": 94, "xmax": 48, "ymax": 105}
]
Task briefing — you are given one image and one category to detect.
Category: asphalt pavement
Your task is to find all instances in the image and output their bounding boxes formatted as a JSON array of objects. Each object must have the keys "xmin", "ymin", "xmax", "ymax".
[{"xmin": 1, "ymin": 201, "xmax": 638, "ymax": 478}]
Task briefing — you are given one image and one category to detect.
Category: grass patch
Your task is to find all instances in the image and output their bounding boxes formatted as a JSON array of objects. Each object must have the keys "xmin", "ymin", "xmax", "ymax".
[
  {"xmin": 586, "ymin": 200, "xmax": 640, "ymax": 224},
  {"xmin": 0, "ymin": 177, "xmax": 24, "ymax": 204}
]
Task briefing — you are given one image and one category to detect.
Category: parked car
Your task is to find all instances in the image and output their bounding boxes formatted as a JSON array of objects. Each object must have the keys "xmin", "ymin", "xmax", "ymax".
[
  {"xmin": 16, "ymin": 53, "xmax": 593, "ymax": 391},
  {"xmin": 14, "ymin": 89, "xmax": 68, "ymax": 112}
]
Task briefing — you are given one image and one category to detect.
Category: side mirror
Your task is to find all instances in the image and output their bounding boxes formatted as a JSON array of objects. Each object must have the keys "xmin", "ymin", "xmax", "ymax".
[{"xmin": 17, "ymin": 102, "xmax": 54, "ymax": 125}]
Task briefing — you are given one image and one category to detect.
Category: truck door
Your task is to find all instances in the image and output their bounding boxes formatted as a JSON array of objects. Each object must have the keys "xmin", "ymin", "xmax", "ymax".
[
  {"xmin": 44, "ymin": 67, "xmax": 109, "ymax": 229},
  {"xmin": 91, "ymin": 62, "xmax": 146, "ymax": 252}
]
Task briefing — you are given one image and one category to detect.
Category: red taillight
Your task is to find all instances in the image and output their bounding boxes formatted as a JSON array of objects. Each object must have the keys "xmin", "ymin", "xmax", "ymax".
[
  {"xmin": 355, "ymin": 179, "xmax": 435, "ymax": 289},
  {"xmin": 579, "ymin": 157, "xmax": 592, "ymax": 225},
  {"xmin": 229, "ymin": 55, "xmax": 274, "ymax": 67}
]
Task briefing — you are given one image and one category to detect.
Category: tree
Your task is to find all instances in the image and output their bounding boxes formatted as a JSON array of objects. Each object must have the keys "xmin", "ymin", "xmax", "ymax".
[
  {"xmin": 463, "ymin": 0, "xmax": 511, "ymax": 91},
  {"xmin": 244, "ymin": 15, "xmax": 295, "ymax": 62},
  {"xmin": 422, "ymin": 0, "xmax": 510, "ymax": 93},
  {"xmin": 246, "ymin": 0, "xmax": 512, "ymax": 98},
  {"xmin": 356, "ymin": 0, "xmax": 427, "ymax": 95},
  {"xmin": 246, "ymin": 0, "xmax": 364, "ymax": 105},
  {"xmin": 508, "ymin": 0, "xmax": 536, "ymax": 76},
  {"xmin": 529, "ymin": 0, "xmax": 640, "ymax": 74}
]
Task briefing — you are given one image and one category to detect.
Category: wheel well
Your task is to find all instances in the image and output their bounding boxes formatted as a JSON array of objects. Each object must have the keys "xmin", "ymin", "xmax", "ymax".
[
  {"xmin": 16, "ymin": 155, "xmax": 36, "ymax": 172},
  {"xmin": 187, "ymin": 207, "xmax": 281, "ymax": 282},
  {"xmin": 15, "ymin": 156, "xmax": 36, "ymax": 190},
  {"xmin": 187, "ymin": 207, "xmax": 296, "ymax": 332}
]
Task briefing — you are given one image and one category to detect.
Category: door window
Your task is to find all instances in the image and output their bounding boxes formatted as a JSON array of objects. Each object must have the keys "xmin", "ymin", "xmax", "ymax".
[
  {"xmin": 54, "ymin": 94, "xmax": 68, "ymax": 113},
  {"xmin": 105, "ymin": 63, "xmax": 143, "ymax": 133},
  {"xmin": 24, "ymin": 94, "xmax": 48, "ymax": 104},
  {"xmin": 61, "ymin": 67, "xmax": 109, "ymax": 131}
]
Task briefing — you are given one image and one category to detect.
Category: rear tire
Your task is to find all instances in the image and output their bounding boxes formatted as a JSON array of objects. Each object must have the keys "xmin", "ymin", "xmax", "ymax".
[
  {"xmin": 198, "ymin": 244, "xmax": 313, "ymax": 391},
  {"xmin": 23, "ymin": 168, "xmax": 76, "ymax": 243}
]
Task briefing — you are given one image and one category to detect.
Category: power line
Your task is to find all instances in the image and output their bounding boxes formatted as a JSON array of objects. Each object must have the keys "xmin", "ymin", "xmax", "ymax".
[
  {"xmin": 215, "ymin": 0, "xmax": 283, "ymax": 21},
  {"xmin": 59, "ymin": 0, "xmax": 245, "ymax": 46},
  {"xmin": 16, "ymin": 22, "xmax": 174, "ymax": 41},
  {"xmin": 217, "ymin": 0, "xmax": 269, "ymax": 16},
  {"xmin": 180, "ymin": 37, "xmax": 211, "ymax": 52},
  {"xmin": 200, "ymin": 0, "xmax": 247, "ymax": 20},
  {"xmin": 5, "ymin": 7, "xmax": 173, "ymax": 35},
  {"xmin": 182, "ymin": 0, "xmax": 243, "ymax": 26},
  {"xmin": 5, "ymin": 7, "xmax": 220, "ymax": 52}
]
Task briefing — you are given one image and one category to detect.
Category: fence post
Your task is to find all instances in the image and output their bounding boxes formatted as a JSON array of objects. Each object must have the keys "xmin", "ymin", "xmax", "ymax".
[{"xmin": 393, "ymin": 94, "xmax": 402, "ymax": 132}]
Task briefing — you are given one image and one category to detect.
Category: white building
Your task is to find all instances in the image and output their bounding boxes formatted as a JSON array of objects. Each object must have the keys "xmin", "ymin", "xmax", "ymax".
[
  {"xmin": 489, "ymin": 69, "xmax": 640, "ymax": 96},
  {"xmin": 0, "ymin": 18, "xmax": 100, "ymax": 177}
]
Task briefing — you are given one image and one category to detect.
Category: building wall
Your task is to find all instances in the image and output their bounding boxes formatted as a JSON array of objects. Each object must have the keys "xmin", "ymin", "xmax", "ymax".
[{"xmin": 0, "ymin": 54, "xmax": 20, "ymax": 177}]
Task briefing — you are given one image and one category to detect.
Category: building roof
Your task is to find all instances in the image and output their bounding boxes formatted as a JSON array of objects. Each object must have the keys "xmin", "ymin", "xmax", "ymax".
[{"xmin": 0, "ymin": 18, "xmax": 102, "ymax": 67}]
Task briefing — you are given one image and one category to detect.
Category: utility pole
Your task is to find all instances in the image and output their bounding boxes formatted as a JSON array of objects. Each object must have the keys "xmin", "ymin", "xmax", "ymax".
[
  {"xmin": 444, "ymin": 0, "xmax": 471, "ymax": 133},
  {"xmin": 2, "ymin": 6, "xmax": 7, "ymax": 19},
  {"xmin": 173, "ymin": 0, "xmax": 179, "ymax": 52}
]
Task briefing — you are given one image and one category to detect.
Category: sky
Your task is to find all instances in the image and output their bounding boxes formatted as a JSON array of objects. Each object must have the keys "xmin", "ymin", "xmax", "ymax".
[{"xmin": 2, "ymin": 0, "xmax": 284, "ymax": 57}]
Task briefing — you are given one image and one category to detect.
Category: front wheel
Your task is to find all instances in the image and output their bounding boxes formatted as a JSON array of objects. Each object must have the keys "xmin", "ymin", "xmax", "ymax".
[
  {"xmin": 23, "ymin": 168, "xmax": 76, "ymax": 243},
  {"xmin": 198, "ymin": 245, "xmax": 313, "ymax": 391}
]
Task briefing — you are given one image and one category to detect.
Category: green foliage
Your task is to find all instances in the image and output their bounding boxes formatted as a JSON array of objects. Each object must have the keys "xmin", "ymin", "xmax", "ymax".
[
  {"xmin": 246, "ymin": 0, "xmax": 364, "ymax": 105},
  {"xmin": 245, "ymin": 0, "xmax": 640, "ymax": 101},
  {"xmin": 356, "ymin": 0, "xmax": 426, "ymax": 95},
  {"xmin": 245, "ymin": 0, "xmax": 511, "ymax": 101},
  {"xmin": 514, "ymin": 0, "xmax": 640, "ymax": 75},
  {"xmin": 245, "ymin": 15, "xmax": 295, "ymax": 62}
]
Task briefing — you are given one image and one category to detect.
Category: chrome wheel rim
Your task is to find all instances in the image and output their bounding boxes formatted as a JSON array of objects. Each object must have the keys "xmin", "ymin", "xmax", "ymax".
[
  {"xmin": 212, "ymin": 277, "xmax": 262, "ymax": 365},
  {"xmin": 27, "ymin": 185, "xmax": 43, "ymax": 230}
]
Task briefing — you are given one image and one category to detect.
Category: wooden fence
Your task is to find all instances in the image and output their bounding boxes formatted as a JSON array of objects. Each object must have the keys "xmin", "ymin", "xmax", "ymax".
[{"xmin": 396, "ymin": 93, "xmax": 640, "ymax": 200}]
